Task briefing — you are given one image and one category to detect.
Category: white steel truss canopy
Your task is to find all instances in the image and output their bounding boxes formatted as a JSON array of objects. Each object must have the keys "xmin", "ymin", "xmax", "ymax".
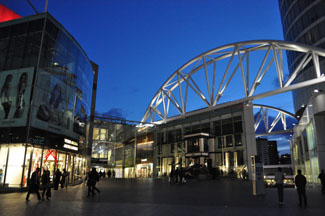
[
  {"xmin": 141, "ymin": 40, "xmax": 325, "ymax": 124},
  {"xmin": 253, "ymin": 104, "xmax": 297, "ymax": 136}
]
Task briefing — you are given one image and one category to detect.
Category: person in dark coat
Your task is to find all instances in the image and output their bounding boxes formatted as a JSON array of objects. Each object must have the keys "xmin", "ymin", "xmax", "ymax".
[
  {"xmin": 275, "ymin": 167, "xmax": 285, "ymax": 204},
  {"xmin": 175, "ymin": 168, "xmax": 179, "ymax": 183},
  {"xmin": 54, "ymin": 169, "xmax": 61, "ymax": 190},
  {"xmin": 318, "ymin": 169, "xmax": 325, "ymax": 194},
  {"xmin": 295, "ymin": 169, "xmax": 307, "ymax": 207},
  {"xmin": 26, "ymin": 168, "xmax": 41, "ymax": 201},
  {"xmin": 87, "ymin": 168, "xmax": 100, "ymax": 197},
  {"xmin": 179, "ymin": 168, "xmax": 185, "ymax": 184},
  {"xmin": 99, "ymin": 170, "xmax": 103, "ymax": 178},
  {"xmin": 169, "ymin": 169, "xmax": 175, "ymax": 184},
  {"xmin": 60, "ymin": 169, "xmax": 68, "ymax": 188},
  {"xmin": 41, "ymin": 167, "xmax": 51, "ymax": 201}
]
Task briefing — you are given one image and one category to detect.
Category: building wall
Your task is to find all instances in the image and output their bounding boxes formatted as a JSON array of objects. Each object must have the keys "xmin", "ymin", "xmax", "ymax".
[
  {"xmin": 279, "ymin": 0, "xmax": 325, "ymax": 186},
  {"xmin": 153, "ymin": 103, "xmax": 256, "ymax": 180},
  {"xmin": 278, "ymin": 0, "xmax": 325, "ymax": 113},
  {"xmin": 268, "ymin": 141, "xmax": 279, "ymax": 165},
  {"xmin": 291, "ymin": 93, "xmax": 325, "ymax": 186},
  {"xmin": 91, "ymin": 119, "xmax": 136, "ymax": 178},
  {"xmin": 256, "ymin": 138, "xmax": 270, "ymax": 165},
  {"xmin": 0, "ymin": 13, "xmax": 95, "ymax": 188}
]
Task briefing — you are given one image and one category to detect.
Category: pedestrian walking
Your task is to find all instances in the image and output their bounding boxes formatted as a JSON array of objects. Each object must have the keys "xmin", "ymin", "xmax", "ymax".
[
  {"xmin": 275, "ymin": 167, "xmax": 285, "ymax": 204},
  {"xmin": 318, "ymin": 169, "xmax": 325, "ymax": 194},
  {"xmin": 60, "ymin": 169, "xmax": 68, "ymax": 188},
  {"xmin": 175, "ymin": 168, "xmax": 179, "ymax": 184},
  {"xmin": 107, "ymin": 170, "xmax": 112, "ymax": 178},
  {"xmin": 54, "ymin": 169, "xmax": 61, "ymax": 190},
  {"xmin": 179, "ymin": 168, "xmax": 186, "ymax": 184},
  {"xmin": 169, "ymin": 169, "xmax": 174, "ymax": 184},
  {"xmin": 41, "ymin": 167, "xmax": 51, "ymax": 201},
  {"xmin": 87, "ymin": 168, "xmax": 100, "ymax": 197},
  {"xmin": 112, "ymin": 170, "xmax": 116, "ymax": 178},
  {"xmin": 294, "ymin": 169, "xmax": 307, "ymax": 207},
  {"xmin": 26, "ymin": 168, "xmax": 41, "ymax": 202}
]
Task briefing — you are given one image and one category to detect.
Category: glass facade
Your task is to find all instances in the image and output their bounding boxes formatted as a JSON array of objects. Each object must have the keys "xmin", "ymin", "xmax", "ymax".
[
  {"xmin": 135, "ymin": 133, "xmax": 153, "ymax": 178},
  {"xmin": 91, "ymin": 118, "xmax": 136, "ymax": 178},
  {"xmin": 0, "ymin": 13, "xmax": 95, "ymax": 189},
  {"xmin": 280, "ymin": 1, "xmax": 325, "ymax": 187},
  {"xmin": 291, "ymin": 95, "xmax": 324, "ymax": 186},
  {"xmin": 278, "ymin": 0, "xmax": 325, "ymax": 112},
  {"xmin": 0, "ymin": 144, "xmax": 86, "ymax": 188},
  {"xmin": 154, "ymin": 104, "xmax": 247, "ymax": 178}
]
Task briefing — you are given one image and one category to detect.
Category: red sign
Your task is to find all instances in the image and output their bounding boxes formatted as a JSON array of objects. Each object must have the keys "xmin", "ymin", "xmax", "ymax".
[
  {"xmin": 0, "ymin": 4, "xmax": 21, "ymax": 22},
  {"xmin": 44, "ymin": 149, "xmax": 58, "ymax": 165}
]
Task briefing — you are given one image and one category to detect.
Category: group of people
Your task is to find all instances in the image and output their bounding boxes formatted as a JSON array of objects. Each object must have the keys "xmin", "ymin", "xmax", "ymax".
[
  {"xmin": 98, "ymin": 169, "xmax": 116, "ymax": 178},
  {"xmin": 25, "ymin": 167, "xmax": 68, "ymax": 202},
  {"xmin": 24, "ymin": 165, "xmax": 325, "ymax": 203},
  {"xmin": 54, "ymin": 168, "xmax": 69, "ymax": 190},
  {"xmin": 85, "ymin": 168, "xmax": 117, "ymax": 197},
  {"xmin": 275, "ymin": 168, "xmax": 325, "ymax": 207},
  {"xmin": 169, "ymin": 167, "xmax": 186, "ymax": 184},
  {"xmin": 86, "ymin": 168, "xmax": 101, "ymax": 197}
]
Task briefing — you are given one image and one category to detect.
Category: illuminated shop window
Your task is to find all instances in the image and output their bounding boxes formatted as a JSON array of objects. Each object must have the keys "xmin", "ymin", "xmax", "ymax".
[
  {"xmin": 5, "ymin": 144, "xmax": 24, "ymax": 187},
  {"xmin": 57, "ymin": 152, "xmax": 66, "ymax": 172},
  {"xmin": 93, "ymin": 128, "xmax": 99, "ymax": 140},
  {"xmin": 43, "ymin": 149, "xmax": 57, "ymax": 179},
  {"xmin": 100, "ymin": 128, "xmax": 107, "ymax": 140},
  {"xmin": 0, "ymin": 145, "xmax": 9, "ymax": 185}
]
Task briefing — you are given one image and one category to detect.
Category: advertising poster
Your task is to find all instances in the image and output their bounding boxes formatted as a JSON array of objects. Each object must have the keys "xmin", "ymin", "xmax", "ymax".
[
  {"xmin": 0, "ymin": 67, "xmax": 34, "ymax": 127},
  {"xmin": 30, "ymin": 67, "xmax": 86, "ymax": 141}
]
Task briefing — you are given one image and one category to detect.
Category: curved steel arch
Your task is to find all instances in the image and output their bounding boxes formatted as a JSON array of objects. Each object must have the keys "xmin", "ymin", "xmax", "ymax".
[
  {"xmin": 253, "ymin": 104, "xmax": 297, "ymax": 136},
  {"xmin": 142, "ymin": 40, "xmax": 325, "ymax": 123}
]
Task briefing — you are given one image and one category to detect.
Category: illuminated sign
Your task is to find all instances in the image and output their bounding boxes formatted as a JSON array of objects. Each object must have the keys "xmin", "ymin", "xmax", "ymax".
[
  {"xmin": 141, "ymin": 158, "xmax": 147, "ymax": 162},
  {"xmin": 63, "ymin": 138, "xmax": 78, "ymax": 151},
  {"xmin": 63, "ymin": 144, "xmax": 78, "ymax": 151},
  {"xmin": 64, "ymin": 138, "xmax": 78, "ymax": 146},
  {"xmin": 0, "ymin": 4, "xmax": 21, "ymax": 22}
]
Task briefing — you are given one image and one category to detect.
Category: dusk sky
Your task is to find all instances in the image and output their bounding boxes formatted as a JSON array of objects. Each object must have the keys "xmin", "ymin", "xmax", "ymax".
[{"xmin": 1, "ymin": 0, "xmax": 293, "ymax": 153}]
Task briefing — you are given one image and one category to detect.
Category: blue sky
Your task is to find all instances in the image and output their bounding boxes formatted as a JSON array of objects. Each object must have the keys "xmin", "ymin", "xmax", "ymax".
[{"xmin": 1, "ymin": 0, "xmax": 293, "ymax": 154}]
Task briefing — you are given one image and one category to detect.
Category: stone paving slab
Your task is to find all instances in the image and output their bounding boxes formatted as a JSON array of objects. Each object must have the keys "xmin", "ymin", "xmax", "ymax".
[{"xmin": 0, "ymin": 178, "xmax": 324, "ymax": 216}]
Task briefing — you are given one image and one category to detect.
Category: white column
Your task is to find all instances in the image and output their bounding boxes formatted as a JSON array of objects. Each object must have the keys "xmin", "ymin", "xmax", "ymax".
[{"xmin": 243, "ymin": 102, "xmax": 257, "ymax": 180}]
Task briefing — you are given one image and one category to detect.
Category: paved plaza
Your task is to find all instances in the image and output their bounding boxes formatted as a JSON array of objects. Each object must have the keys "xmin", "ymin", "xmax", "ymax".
[{"xmin": 0, "ymin": 178, "xmax": 324, "ymax": 216}]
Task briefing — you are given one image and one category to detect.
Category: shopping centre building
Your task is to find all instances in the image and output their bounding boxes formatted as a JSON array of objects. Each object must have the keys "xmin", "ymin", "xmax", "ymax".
[
  {"xmin": 152, "ymin": 103, "xmax": 256, "ymax": 179},
  {"xmin": 90, "ymin": 115, "xmax": 155, "ymax": 178},
  {"xmin": 278, "ymin": 0, "xmax": 325, "ymax": 186},
  {"xmin": 0, "ymin": 8, "xmax": 97, "ymax": 189},
  {"xmin": 89, "ymin": 103, "xmax": 255, "ymax": 180}
]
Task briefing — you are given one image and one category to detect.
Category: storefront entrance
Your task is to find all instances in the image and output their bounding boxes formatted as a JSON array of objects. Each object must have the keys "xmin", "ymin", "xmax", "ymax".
[
  {"xmin": 0, "ymin": 143, "xmax": 86, "ymax": 188},
  {"xmin": 136, "ymin": 163, "xmax": 152, "ymax": 178}
]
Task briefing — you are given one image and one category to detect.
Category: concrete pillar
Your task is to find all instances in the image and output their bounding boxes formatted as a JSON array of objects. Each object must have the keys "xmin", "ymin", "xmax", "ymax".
[
  {"xmin": 208, "ymin": 138, "xmax": 215, "ymax": 152},
  {"xmin": 199, "ymin": 138, "xmax": 204, "ymax": 152},
  {"xmin": 243, "ymin": 102, "xmax": 257, "ymax": 180},
  {"xmin": 200, "ymin": 157, "xmax": 205, "ymax": 165},
  {"xmin": 185, "ymin": 158, "xmax": 190, "ymax": 167},
  {"xmin": 209, "ymin": 153, "xmax": 216, "ymax": 168}
]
